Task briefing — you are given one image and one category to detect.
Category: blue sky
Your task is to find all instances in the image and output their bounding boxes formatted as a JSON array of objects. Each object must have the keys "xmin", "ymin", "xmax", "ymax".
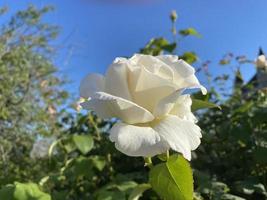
[{"xmin": 2, "ymin": 0, "xmax": 267, "ymax": 95}]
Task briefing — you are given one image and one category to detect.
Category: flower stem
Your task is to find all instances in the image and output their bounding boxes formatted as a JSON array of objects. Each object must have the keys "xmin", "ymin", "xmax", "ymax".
[{"xmin": 144, "ymin": 157, "xmax": 153, "ymax": 169}]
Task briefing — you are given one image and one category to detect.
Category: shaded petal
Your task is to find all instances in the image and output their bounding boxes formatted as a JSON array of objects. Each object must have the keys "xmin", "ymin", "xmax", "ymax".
[
  {"xmin": 153, "ymin": 90, "xmax": 199, "ymax": 122},
  {"xmin": 81, "ymin": 92, "xmax": 154, "ymax": 124},
  {"xmin": 129, "ymin": 66, "xmax": 176, "ymax": 112},
  {"xmin": 79, "ymin": 73, "xmax": 105, "ymax": 99},
  {"xmin": 180, "ymin": 75, "xmax": 207, "ymax": 95},
  {"xmin": 170, "ymin": 95, "xmax": 197, "ymax": 122},
  {"xmin": 109, "ymin": 122, "xmax": 169, "ymax": 157},
  {"xmin": 153, "ymin": 115, "xmax": 202, "ymax": 160},
  {"xmin": 105, "ymin": 58, "xmax": 132, "ymax": 101},
  {"xmin": 153, "ymin": 89, "xmax": 183, "ymax": 117}
]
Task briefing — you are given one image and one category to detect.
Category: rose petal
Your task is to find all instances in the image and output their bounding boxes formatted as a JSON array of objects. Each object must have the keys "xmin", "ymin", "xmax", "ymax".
[
  {"xmin": 130, "ymin": 54, "xmax": 174, "ymax": 80},
  {"xmin": 109, "ymin": 122, "xmax": 169, "ymax": 157},
  {"xmin": 79, "ymin": 73, "xmax": 105, "ymax": 99},
  {"xmin": 129, "ymin": 66, "xmax": 176, "ymax": 112},
  {"xmin": 105, "ymin": 58, "xmax": 132, "ymax": 101},
  {"xmin": 153, "ymin": 115, "xmax": 202, "ymax": 160},
  {"xmin": 157, "ymin": 55, "xmax": 207, "ymax": 94},
  {"xmin": 180, "ymin": 75, "xmax": 207, "ymax": 95},
  {"xmin": 157, "ymin": 55, "xmax": 195, "ymax": 77},
  {"xmin": 153, "ymin": 89, "xmax": 183, "ymax": 117},
  {"xmin": 109, "ymin": 115, "xmax": 202, "ymax": 160},
  {"xmin": 153, "ymin": 90, "xmax": 198, "ymax": 122},
  {"xmin": 170, "ymin": 95, "xmax": 197, "ymax": 122},
  {"xmin": 81, "ymin": 92, "xmax": 154, "ymax": 124}
]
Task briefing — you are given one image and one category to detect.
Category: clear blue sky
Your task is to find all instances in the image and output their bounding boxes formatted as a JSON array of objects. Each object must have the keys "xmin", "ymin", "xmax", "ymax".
[{"xmin": 2, "ymin": 0, "xmax": 267, "ymax": 95}]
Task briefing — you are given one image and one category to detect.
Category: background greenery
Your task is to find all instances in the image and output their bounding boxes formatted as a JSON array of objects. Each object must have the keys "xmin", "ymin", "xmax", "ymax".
[{"xmin": 0, "ymin": 5, "xmax": 266, "ymax": 200}]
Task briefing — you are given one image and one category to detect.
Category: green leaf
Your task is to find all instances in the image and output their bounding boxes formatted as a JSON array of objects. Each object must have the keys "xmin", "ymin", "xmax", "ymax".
[
  {"xmin": 129, "ymin": 184, "xmax": 151, "ymax": 200},
  {"xmin": 116, "ymin": 181, "xmax": 137, "ymax": 192},
  {"xmin": 0, "ymin": 182, "xmax": 51, "ymax": 200},
  {"xmin": 219, "ymin": 59, "xmax": 230, "ymax": 65},
  {"xmin": 192, "ymin": 99, "xmax": 221, "ymax": 111},
  {"xmin": 90, "ymin": 156, "xmax": 106, "ymax": 171},
  {"xmin": 71, "ymin": 156, "xmax": 94, "ymax": 178},
  {"xmin": 94, "ymin": 181, "xmax": 137, "ymax": 200},
  {"xmin": 140, "ymin": 37, "xmax": 176, "ymax": 55},
  {"xmin": 149, "ymin": 154, "xmax": 193, "ymax": 200},
  {"xmin": 233, "ymin": 102, "xmax": 253, "ymax": 114},
  {"xmin": 162, "ymin": 43, "xmax": 177, "ymax": 53},
  {"xmin": 179, "ymin": 28, "xmax": 200, "ymax": 37},
  {"xmin": 72, "ymin": 134, "xmax": 94, "ymax": 155},
  {"xmin": 62, "ymin": 157, "xmax": 93, "ymax": 179},
  {"xmin": 0, "ymin": 185, "xmax": 14, "ymax": 200},
  {"xmin": 63, "ymin": 138, "xmax": 77, "ymax": 153},
  {"xmin": 180, "ymin": 52, "xmax": 198, "ymax": 64},
  {"xmin": 96, "ymin": 190, "xmax": 125, "ymax": 200}
]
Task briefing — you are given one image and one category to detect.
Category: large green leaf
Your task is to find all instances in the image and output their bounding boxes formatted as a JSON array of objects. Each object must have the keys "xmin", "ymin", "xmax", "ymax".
[
  {"xmin": 192, "ymin": 99, "xmax": 221, "ymax": 112},
  {"xmin": 149, "ymin": 154, "xmax": 193, "ymax": 200},
  {"xmin": 72, "ymin": 134, "xmax": 94, "ymax": 155},
  {"xmin": 0, "ymin": 182, "xmax": 51, "ymax": 200}
]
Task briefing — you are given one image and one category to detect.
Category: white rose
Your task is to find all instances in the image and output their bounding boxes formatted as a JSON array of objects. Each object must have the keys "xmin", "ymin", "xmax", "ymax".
[{"xmin": 80, "ymin": 54, "xmax": 207, "ymax": 160}]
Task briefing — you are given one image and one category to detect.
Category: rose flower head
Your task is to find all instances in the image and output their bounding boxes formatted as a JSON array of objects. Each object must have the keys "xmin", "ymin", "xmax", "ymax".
[{"xmin": 80, "ymin": 54, "xmax": 207, "ymax": 160}]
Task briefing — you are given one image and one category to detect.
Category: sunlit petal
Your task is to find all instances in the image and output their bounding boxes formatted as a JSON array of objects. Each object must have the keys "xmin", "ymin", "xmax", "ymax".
[
  {"xmin": 109, "ymin": 122, "xmax": 169, "ymax": 157},
  {"xmin": 81, "ymin": 92, "xmax": 154, "ymax": 124}
]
